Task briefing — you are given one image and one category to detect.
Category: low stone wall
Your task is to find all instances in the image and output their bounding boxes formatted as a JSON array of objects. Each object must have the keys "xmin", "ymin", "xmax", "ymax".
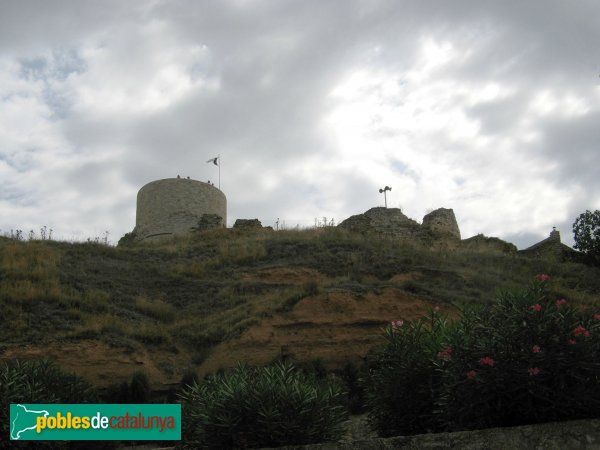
[{"xmin": 267, "ymin": 418, "xmax": 600, "ymax": 450}]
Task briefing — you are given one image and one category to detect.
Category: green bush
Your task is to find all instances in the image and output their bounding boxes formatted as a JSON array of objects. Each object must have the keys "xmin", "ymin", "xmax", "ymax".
[
  {"xmin": 365, "ymin": 275, "xmax": 600, "ymax": 436},
  {"xmin": 104, "ymin": 370, "xmax": 152, "ymax": 403},
  {"xmin": 439, "ymin": 275, "xmax": 600, "ymax": 430},
  {"xmin": 0, "ymin": 359, "xmax": 96, "ymax": 448},
  {"xmin": 365, "ymin": 309, "xmax": 451, "ymax": 436},
  {"xmin": 338, "ymin": 362, "xmax": 366, "ymax": 415},
  {"xmin": 129, "ymin": 370, "xmax": 151, "ymax": 403},
  {"xmin": 179, "ymin": 361, "xmax": 348, "ymax": 449}
]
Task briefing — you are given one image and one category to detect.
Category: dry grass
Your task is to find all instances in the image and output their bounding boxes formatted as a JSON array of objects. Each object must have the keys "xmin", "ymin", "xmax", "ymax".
[
  {"xmin": 172, "ymin": 261, "xmax": 212, "ymax": 277},
  {"xmin": 0, "ymin": 241, "xmax": 60, "ymax": 279},
  {"xmin": 216, "ymin": 238, "xmax": 267, "ymax": 265},
  {"xmin": 0, "ymin": 242, "xmax": 65, "ymax": 302},
  {"xmin": 70, "ymin": 312, "xmax": 127, "ymax": 336},
  {"xmin": 134, "ymin": 295, "xmax": 176, "ymax": 322}
]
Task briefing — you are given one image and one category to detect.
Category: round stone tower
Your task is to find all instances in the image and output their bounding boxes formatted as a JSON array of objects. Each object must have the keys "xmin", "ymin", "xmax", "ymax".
[{"xmin": 134, "ymin": 178, "xmax": 226, "ymax": 241}]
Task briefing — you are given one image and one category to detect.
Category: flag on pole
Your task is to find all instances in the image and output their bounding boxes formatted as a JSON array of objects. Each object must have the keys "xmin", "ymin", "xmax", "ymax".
[{"xmin": 206, "ymin": 155, "xmax": 221, "ymax": 189}]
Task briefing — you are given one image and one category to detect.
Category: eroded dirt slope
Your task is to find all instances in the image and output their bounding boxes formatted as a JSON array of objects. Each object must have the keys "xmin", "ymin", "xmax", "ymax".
[{"xmin": 2, "ymin": 267, "xmax": 446, "ymax": 388}]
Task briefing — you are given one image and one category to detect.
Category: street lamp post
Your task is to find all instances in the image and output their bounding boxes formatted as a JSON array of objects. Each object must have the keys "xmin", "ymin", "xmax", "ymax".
[{"xmin": 379, "ymin": 186, "xmax": 392, "ymax": 208}]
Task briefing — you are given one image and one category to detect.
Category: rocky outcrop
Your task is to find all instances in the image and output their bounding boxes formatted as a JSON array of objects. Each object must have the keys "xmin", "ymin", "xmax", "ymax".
[
  {"xmin": 422, "ymin": 208, "xmax": 461, "ymax": 240},
  {"xmin": 338, "ymin": 207, "xmax": 421, "ymax": 238}
]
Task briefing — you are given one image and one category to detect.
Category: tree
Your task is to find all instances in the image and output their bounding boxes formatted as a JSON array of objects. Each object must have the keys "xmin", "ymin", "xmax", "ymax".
[{"xmin": 572, "ymin": 210, "xmax": 600, "ymax": 264}]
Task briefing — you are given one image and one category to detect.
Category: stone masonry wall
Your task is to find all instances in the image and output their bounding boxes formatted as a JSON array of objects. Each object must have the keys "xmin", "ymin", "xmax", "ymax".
[
  {"xmin": 266, "ymin": 418, "xmax": 600, "ymax": 450},
  {"xmin": 338, "ymin": 207, "xmax": 421, "ymax": 238},
  {"xmin": 422, "ymin": 208, "xmax": 461, "ymax": 240},
  {"xmin": 338, "ymin": 207, "xmax": 460, "ymax": 241},
  {"xmin": 134, "ymin": 178, "xmax": 226, "ymax": 241}
]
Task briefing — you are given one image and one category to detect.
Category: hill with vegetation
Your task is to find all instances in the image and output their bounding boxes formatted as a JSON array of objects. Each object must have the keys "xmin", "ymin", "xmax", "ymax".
[{"xmin": 1, "ymin": 228, "xmax": 599, "ymax": 393}]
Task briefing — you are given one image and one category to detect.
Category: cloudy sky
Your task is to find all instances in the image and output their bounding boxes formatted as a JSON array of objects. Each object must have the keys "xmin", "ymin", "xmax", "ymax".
[{"xmin": 1, "ymin": 0, "xmax": 599, "ymax": 247}]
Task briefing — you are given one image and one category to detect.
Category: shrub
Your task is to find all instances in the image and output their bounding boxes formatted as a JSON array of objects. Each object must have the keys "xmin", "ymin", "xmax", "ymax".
[
  {"xmin": 129, "ymin": 370, "xmax": 151, "ymax": 403},
  {"xmin": 180, "ymin": 369, "xmax": 200, "ymax": 389},
  {"xmin": 364, "ymin": 310, "xmax": 451, "ymax": 436},
  {"xmin": 179, "ymin": 361, "xmax": 348, "ymax": 449},
  {"xmin": 439, "ymin": 275, "xmax": 600, "ymax": 430},
  {"xmin": 338, "ymin": 362, "xmax": 366, "ymax": 415},
  {"xmin": 365, "ymin": 275, "xmax": 600, "ymax": 436},
  {"xmin": 0, "ymin": 359, "xmax": 96, "ymax": 447},
  {"xmin": 117, "ymin": 231, "xmax": 137, "ymax": 247},
  {"xmin": 104, "ymin": 370, "xmax": 152, "ymax": 403}
]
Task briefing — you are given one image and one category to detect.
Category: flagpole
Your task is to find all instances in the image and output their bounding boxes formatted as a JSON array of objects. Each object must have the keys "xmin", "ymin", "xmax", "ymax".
[{"xmin": 218, "ymin": 154, "xmax": 221, "ymax": 190}]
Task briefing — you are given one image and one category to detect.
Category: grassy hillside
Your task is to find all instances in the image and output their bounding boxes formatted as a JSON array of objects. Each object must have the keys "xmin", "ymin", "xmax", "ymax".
[{"xmin": 1, "ymin": 228, "xmax": 599, "ymax": 388}]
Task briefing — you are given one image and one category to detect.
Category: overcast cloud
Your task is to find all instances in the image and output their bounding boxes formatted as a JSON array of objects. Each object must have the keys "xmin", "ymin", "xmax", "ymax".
[{"xmin": 1, "ymin": 0, "xmax": 599, "ymax": 248}]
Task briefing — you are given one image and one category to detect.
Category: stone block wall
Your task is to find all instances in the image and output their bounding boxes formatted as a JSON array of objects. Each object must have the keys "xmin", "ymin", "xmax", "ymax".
[
  {"xmin": 134, "ymin": 178, "xmax": 226, "ymax": 241},
  {"xmin": 338, "ymin": 207, "xmax": 421, "ymax": 239},
  {"xmin": 338, "ymin": 207, "xmax": 460, "ymax": 241},
  {"xmin": 422, "ymin": 208, "xmax": 461, "ymax": 240},
  {"xmin": 233, "ymin": 219, "xmax": 263, "ymax": 229},
  {"xmin": 266, "ymin": 418, "xmax": 600, "ymax": 449}
]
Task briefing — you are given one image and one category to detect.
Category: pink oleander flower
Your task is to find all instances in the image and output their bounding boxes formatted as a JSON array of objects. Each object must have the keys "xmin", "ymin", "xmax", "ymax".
[
  {"xmin": 437, "ymin": 346, "xmax": 453, "ymax": 361},
  {"xmin": 594, "ymin": 314, "xmax": 600, "ymax": 321},
  {"xmin": 466, "ymin": 370, "xmax": 477, "ymax": 380},
  {"xmin": 437, "ymin": 351, "xmax": 451, "ymax": 361},
  {"xmin": 573, "ymin": 325, "xmax": 590, "ymax": 337},
  {"xmin": 555, "ymin": 299, "xmax": 567, "ymax": 307},
  {"xmin": 531, "ymin": 304, "xmax": 542, "ymax": 312},
  {"xmin": 532, "ymin": 345, "xmax": 541, "ymax": 353},
  {"xmin": 479, "ymin": 356, "xmax": 496, "ymax": 367},
  {"xmin": 568, "ymin": 339, "xmax": 576, "ymax": 345},
  {"xmin": 391, "ymin": 320, "xmax": 404, "ymax": 329},
  {"xmin": 528, "ymin": 367, "xmax": 540, "ymax": 376},
  {"xmin": 536, "ymin": 274, "xmax": 550, "ymax": 282}
]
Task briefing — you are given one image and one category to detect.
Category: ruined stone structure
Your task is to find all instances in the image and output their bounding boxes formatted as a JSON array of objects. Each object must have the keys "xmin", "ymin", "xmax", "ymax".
[
  {"xmin": 195, "ymin": 213, "xmax": 225, "ymax": 232},
  {"xmin": 462, "ymin": 234, "xmax": 517, "ymax": 254},
  {"xmin": 422, "ymin": 208, "xmax": 461, "ymax": 240},
  {"xmin": 233, "ymin": 219, "xmax": 263, "ymax": 229},
  {"xmin": 338, "ymin": 207, "xmax": 461, "ymax": 241},
  {"xmin": 132, "ymin": 178, "xmax": 226, "ymax": 242},
  {"xmin": 338, "ymin": 207, "xmax": 421, "ymax": 238}
]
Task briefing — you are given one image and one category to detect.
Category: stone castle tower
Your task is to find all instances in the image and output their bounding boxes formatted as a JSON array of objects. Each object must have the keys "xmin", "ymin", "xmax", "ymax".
[{"xmin": 133, "ymin": 178, "xmax": 226, "ymax": 242}]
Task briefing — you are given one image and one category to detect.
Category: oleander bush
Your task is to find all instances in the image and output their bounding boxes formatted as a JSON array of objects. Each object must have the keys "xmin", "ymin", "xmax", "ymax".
[
  {"xmin": 365, "ymin": 310, "xmax": 451, "ymax": 436},
  {"xmin": 0, "ymin": 359, "xmax": 97, "ymax": 448},
  {"xmin": 365, "ymin": 275, "xmax": 600, "ymax": 437},
  {"xmin": 179, "ymin": 361, "xmax": 348, "ymax": 449}
]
